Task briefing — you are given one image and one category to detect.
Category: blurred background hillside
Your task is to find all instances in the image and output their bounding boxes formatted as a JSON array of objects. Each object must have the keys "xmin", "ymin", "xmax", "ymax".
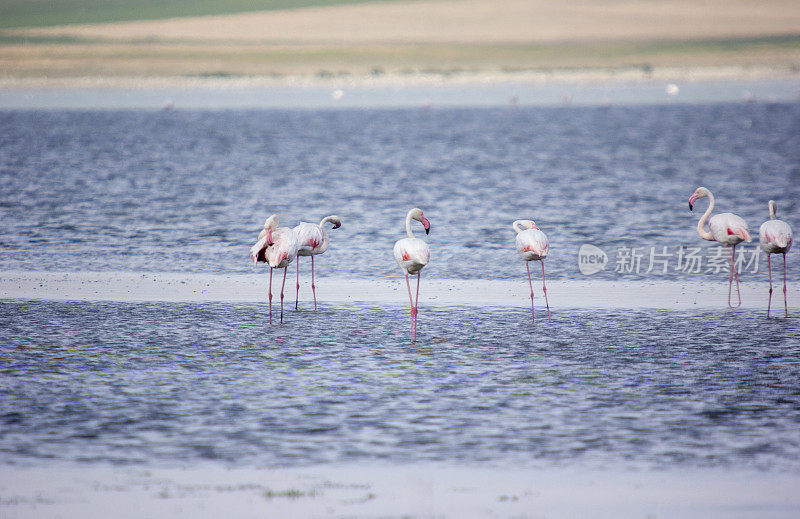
[{"xmin": 1, "ymin": 0, "xmax": 798, "ymax": 84}]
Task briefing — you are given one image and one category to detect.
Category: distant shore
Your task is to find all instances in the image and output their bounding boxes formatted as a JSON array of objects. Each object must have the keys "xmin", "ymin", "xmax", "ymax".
[
  {"xmin": 1, "ymin": 63, "xmax": 799, "ymax": 90},
  {"xmin": 2, "ymin": 0, "xmax": 798, "ymax": 95},
  {"xmin": 1, "ymin": 75, "xmax": 798, "ymax": 110}
]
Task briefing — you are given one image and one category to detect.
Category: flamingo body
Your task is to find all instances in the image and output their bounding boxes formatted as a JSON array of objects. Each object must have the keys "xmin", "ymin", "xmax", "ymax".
[
  {"xmin": 708, "ymin": 213, "xmax": 752, "ymax": 245},
  {"xmin": 264, "ymin": 227, "xmax": 299, "ymax": 268},
  {"xmin": 760, "ymin": 219, "xmax": 793, "ymax": 254},
  {"xmin": 295, "ymin": 223, "xmax": 326, "ymax": 256},
  {"xmin": 295, "ymin": 222, "xmax": 331, "ymax": 256},
  {"xmin": 394, "ymin": 237, "xmax": 429, "ymax": 274},
  {"xmin": 516, "ymin": 228, "xmax": 549, "ymax": 262}
]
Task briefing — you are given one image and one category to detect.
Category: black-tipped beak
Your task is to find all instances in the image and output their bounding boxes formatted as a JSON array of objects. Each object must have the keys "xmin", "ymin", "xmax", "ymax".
[
  {"xmin": 425, "ymin": 227, "xmax": 430, "ymax": 235},
  {"xmin": 420, "ymin": 215, "xmax": 431, "ymax": 235},
  {"xmin": 333, "ymin": 222, "xmax": 341, "ymax": 229},
  {"xmin": 689, "ymin": 202, "xmax": 693, "ymax": 211}
]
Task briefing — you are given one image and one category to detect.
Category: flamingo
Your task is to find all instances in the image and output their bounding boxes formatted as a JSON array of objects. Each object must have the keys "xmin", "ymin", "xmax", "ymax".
[
  {"xmin": 250, "ymin": 214, "xmax": 299, "ymax": 324},
  {"xmin": 293, "ymin": 215, "xmax": 342, "ymax": 310},
  {"xmin": 513, "ymin": 219, "xmax": 551, "ymax": 323},
  {"xmin": 759, "ymin": 200, "xmax": 793, "ymax": 317},
  {"xmin": 688, "ymin": 187, "xmax": 752, "ymax": 307},
  {"xmin": 393, "ymin": 208, "xmax": 431, "ymax": 342}
]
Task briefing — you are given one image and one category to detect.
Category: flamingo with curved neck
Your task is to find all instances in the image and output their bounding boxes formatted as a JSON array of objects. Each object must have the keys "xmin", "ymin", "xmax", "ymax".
[
  {"xmin": 688, "ymin": 186, "xmax": 752, "ymax": 308},
  {"xmin": 393, "ymin": 208, "xmax": 431, "ymax": 342},
  {"xmin": 293, "ymin": 215, "xmax": 342, "ymax": 310},
  {"xmin": 759, "ymin": 200, "xmax": 793, "ymax": 317},
  {"xmin": 513, "ymin": 219, "xmax": 551, "ymax": 323}
]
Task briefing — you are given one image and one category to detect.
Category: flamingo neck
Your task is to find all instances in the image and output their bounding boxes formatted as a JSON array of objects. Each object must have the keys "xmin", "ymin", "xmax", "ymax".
[
  {"xmin": 696, "ymin": 192, "xmax": 715, "ymax": 241},
  {"xmin": 512, "ymin": 220, "xmax": 526, "ymax": 234},
  {"xmin": 405, "ymin": 211, "xmax": 415, "ymax": 238},
  {"xmin": 319, "ymin": 216, "xmax": 334, "ymax": 228},
  {"xmin": 769, "ymin": 201, "xmax": 777, "ymax": 220}
]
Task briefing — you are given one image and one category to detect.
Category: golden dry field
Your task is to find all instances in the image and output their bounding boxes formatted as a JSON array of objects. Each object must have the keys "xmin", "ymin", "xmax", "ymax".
[{"xmin": 2, "ymin": 0, "xmax": 799, "ymax": 85}]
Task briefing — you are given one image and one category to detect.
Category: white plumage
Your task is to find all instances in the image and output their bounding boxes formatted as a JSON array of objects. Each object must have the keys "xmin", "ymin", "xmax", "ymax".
[
  {"xmin": 688, "ymin": 186, "xmax": 751, "ymax": 308},
  {"xmin": 759, "ymin": 200, "xmax": 793, "ymax": 317},
  {"xmin": 707, "ymin": 212, "xmax": 752, "ymax": 245},
  {"xmin": 250, "ymin": 214, "xmax": 299, "ymax": 324},
  {"xmin": 394, "ymin": 208, "xmax": 431, "ymax": 342},
  {"xmin": 515, "ymin": 226, "xmax": 549, "ymax": 262},
  {"xmin": 393, "ymin": 237, "xmax": 430, "ymax": 274},
  {"xmin": 760, "ymin": 201, "xmax": 793, "ymax": 254},
  {"xmin": 513, "ymin": 219, "xmax": 551, "ymax": 322},
  {"xmin": 293, "ymin": 215, "xmax": 341, "ymax": 309}
]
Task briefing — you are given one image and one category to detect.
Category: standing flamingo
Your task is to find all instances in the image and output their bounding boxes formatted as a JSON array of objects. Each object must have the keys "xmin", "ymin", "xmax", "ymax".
[
  {"xmin": 513, "ymin": 219, "xmax": 551, "ymax": 323},
  {"xmin": 250, "ymin": 214, "xmax": 299, "ymax": 324},
  {"xmin": 393, "ymin": 208, "xmax": 430, "ymax": 342},
  {"xmin": 688, "ymin": 187, "xmax": 752, "ymax": 307},
  {"xmin": 759, "ymin": 200, "xmax": 793, "ymax": 317},
  {"xmin": 293, "ymin": 215, "xmax": 342, "ymax": 310}
]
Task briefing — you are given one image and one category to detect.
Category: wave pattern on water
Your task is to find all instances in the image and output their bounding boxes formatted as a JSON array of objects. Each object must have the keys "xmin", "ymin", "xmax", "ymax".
[
  {"xmin": 1, "ymin": 300, "xmax": 799, "ymax": 470},
  {"xmin": 0, "ymin": 105, "xmax": 798, "ymax": 280}
]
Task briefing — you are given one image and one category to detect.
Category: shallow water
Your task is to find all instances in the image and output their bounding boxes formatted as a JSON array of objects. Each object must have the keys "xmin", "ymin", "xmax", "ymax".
[
  {"xmin": 2, "ymin": 102, "xmax": 799, "ymax": 477},
  {"xmin": 2, "ymin": 300, "xmax": 799, "ymax": 470},
  {"xmin": 1, "ymin": 103, "xmax": 798, "ymax": 280}
]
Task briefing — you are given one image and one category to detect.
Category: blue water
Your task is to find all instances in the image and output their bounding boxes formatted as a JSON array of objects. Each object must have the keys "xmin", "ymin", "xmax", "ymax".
[
  {"xmin": 1, "ymin": 301, "xmax": 799, "ymax": 470},
  {"xmin": 0, "ymin": 104, "xmax": 798, "ymax": 280},
  {"xmin": 1, "ymin": 102, "xmax": 800, "ymax": 471}
]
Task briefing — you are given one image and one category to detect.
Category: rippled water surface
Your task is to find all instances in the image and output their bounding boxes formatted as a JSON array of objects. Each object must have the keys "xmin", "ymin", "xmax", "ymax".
[
  {"xmin": 1, "ymin": 104, "xmax": 798, "ymax": 280},
  {"xmin": 1, "ymin": 300, "xmax": 799, "ymax": 470},
  {"xmin": 2, "ymin": 103, "xmax": 800, "ymax": 473}
]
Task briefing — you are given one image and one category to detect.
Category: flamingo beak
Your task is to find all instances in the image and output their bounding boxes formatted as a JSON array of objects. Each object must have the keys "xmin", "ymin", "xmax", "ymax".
[
  {"xmin": 421, "ymin": 216, "xmax": 430, "ymax": 235},
  {"xmin": 688, "ymin": 194, "xmax": 697, "ymax": 211},
  {"xmin": 333, "ymin": 222, "xmax": 341, "ymax": 229}
]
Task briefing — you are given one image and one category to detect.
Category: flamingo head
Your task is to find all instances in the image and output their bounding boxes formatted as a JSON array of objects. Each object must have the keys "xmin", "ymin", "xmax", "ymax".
[
  {"xmin": 410, "ymin": 208, "xmax": 430, "ymax": 235},
  {"xmin": 688, "ymin": 187, "xmax": 709, "ymax": 211},
  {"xmin": 526, "ymin": 220, "xmax": 539, "ymax": 230},
  {"xmin": 264, "ymin": 214, "xmax": 279, "ymax": 230},
  {"xmin": 329, "ymin": 215, "xmax": 342, "ymax": 229}
]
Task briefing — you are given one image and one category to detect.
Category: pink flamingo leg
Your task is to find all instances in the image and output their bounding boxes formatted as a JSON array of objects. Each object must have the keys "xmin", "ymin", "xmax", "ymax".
[
  {"xmin": 541, "ymin": 260, "xmax": 551, "ymax": 322},
  {"xmin": 280, "ymin": 266, "xmax": 287, "ymax": 323},
  {"xmin": 268, "ymin": 267, "xmax": 273, "ymax": 325},
  {"xmin": 732, "ymin": 244, "xmax": 742, "ymax": 307},
  {"xmin": 767, "ymin": 254, "xmax": 773, "ymax": 317},
  {"xmin": 405, "ymin": 273, "xmax": 416, "ymax": 342},
  {"xmin": 295, "ymin": 257, "xmax": 300, "ymax": 310},
  {"xmin": 783, "ymin": 253, "xmax": 789, "ymax": 318},
  {"xmin": 726, "ymin": 244, "xmax": 742, "ymax": 308},
  {"xmin": 526, "ymin": 262, "xmax": 535, "ymax": 323},
  {"xmin": 726, "ymin": 245, "xmax": 734, "ymax": 307},
  {"xmin": 311, "ymin": 255, "xmax": 317, "ymax": 311},
  {"xmin": 414, "ymin": 272, "xmax": 421, "ymax": 339}
]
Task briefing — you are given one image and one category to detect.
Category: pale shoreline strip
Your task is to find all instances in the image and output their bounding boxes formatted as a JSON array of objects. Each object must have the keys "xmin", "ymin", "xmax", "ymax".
[
  {"xmin": 1, "ymin": 271, "xmax": 794, "ymax": 310},
  {"xmin": 1, "ymin": 464, "xmax": 799, "ymax": 519},
  {"xmin": 1, "ymin": 76, "xmax": 799, "ymax": 110}
]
